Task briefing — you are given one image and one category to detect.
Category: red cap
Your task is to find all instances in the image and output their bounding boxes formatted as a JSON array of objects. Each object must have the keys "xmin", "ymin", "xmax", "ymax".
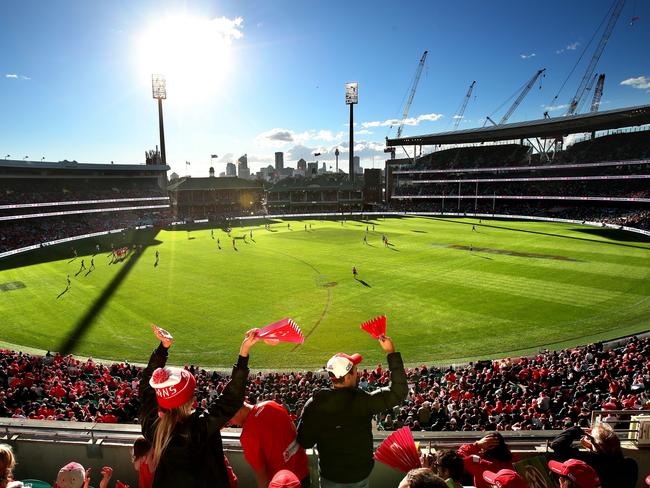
[
  {"xmin": 548, "ymin": 459, "xmax": 601, "ymax": 488},
  {"xmin": 149, "ymin": 367, "xmax": 196, "ymax": 409},
  {"xmin": 268, "ymin": 469, "xmax": 301, "ymax": 488},
  {"xmin": 482, "ymin": 469, "xmax": 527, "ymax": 488}
]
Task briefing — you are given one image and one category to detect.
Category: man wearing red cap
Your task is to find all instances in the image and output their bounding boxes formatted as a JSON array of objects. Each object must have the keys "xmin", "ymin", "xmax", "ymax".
[
  {"xmin": 482, "ymin": 469, "xmax": 527, "ymax": 488},
  {"xmin": 548, "ymin": 459, "xmax": 601, "ymax": 488},
  {"xmin": 296, "ymin": 336, "xmax": 407, "ymax": 488}
]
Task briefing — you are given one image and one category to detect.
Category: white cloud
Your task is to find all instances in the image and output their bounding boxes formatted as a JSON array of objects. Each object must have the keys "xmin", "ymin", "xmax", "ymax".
[
  {"xmin": 520, "ymin": 53, "xmax": 536, "ymax": 59},
  {"xmin": 210, "ymin": 16, "xmax": 244, "ymax": 43},
  {"xmin": 620, "ymin": 76, "xmax": 650, "ymax": 90},
  {"xmin": 557, "ymin": 41, "xmax": 580, "ymax": 54},
  {"xmin": 21, "ymin": 75, "xmax": 31, "ymax": 80},
  {"xmin": 452, "ymin": 115, "xmax": 463, "ymax": 119},
  {"xmin": 356, "ymin": 129, "xmax": 373, "ymax": 135},
  {"xmin": 361, "ymin": 112, "xmax": 443, "ymax": 129},
  {"xmin": 543, "ymin": 103, "xmax": 569, "ymax": 112},
  {"xmin": 256, "ymin": 128, "xmax": 346, "ymax": 148},
  {"xmin": 5, "ymin": 74, "xmax": 18, "ymax": 79}
]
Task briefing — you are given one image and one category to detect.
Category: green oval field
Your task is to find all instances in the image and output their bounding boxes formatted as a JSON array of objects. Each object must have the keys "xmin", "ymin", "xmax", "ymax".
[{"xmin": 1, "ymin": 216, "xmax": 649, "ymax": 369}]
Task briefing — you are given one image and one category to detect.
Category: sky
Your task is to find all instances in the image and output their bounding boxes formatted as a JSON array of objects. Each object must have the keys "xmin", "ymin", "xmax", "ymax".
[{"xmin": 1, "ymin": 0, "xmax": 649, "ymax": 178}]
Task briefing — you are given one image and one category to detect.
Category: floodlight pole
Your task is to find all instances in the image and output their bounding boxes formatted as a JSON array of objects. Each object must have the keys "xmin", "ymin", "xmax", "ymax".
[
  {"xmin": 349, "ymin": 103, "xmax": 354, "ymax": 184},
  {"xmin": 345, "ymin": 82, "xmax": 358, "ymax": 184},
  {"xmin": 158, "ymin": 98, "xmax": 167, "ymax": 165},
  {"xmin": 152, "ymin": 74, "xmax": 168, "ymax": 166}
]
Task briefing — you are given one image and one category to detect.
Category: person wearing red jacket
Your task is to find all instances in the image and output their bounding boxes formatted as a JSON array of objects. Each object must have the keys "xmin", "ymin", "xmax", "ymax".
[
  {"xmin": 457, "ymin": 433, "xmax": 515, "ymax": 488},
  {"xmin": 228, "ymin": 400, "xmax": 309, "ymax": 488}
]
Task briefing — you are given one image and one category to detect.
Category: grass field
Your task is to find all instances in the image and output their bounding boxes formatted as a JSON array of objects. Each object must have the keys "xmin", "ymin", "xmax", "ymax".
[{"xmin": 1, "ymin": 216, "xmax": 649, "ymax": 369}]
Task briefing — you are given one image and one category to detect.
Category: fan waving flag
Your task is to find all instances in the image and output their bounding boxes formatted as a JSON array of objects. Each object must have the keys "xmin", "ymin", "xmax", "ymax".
[
  {"xmin": 374, "ymin": 427, "xmax": 421, "ymax": 473},
  {"xmin": 256, "ymin": 317, "xmax": 304, "ymax": 344},
  {"xmin": 360, "ymin": 315, "xmax": 386, "ymax": 339}
]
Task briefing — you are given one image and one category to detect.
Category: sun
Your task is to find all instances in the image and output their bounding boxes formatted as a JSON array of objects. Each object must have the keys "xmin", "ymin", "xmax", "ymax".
[{"xmin": 136, "ymin": 13, "xmax": 242, "ymax": 104}]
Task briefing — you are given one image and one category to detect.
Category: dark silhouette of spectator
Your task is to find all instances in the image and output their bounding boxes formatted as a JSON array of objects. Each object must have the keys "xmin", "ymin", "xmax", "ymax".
[
  {"xmin": 297, "ymin": 336, "xmax": 407, "ymax": 488},
  {"xmin": 550, "ymin": 422, "xmax": 638, "ymax": 488},
  {"xmin": 139, "ymin": 325, "xmax": 260, "ymax": 488}
]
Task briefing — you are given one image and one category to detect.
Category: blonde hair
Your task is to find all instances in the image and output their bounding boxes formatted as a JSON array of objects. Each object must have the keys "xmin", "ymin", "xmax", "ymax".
[
  {"xmin": 0, "ymin": 444, "xmax": 16, "ymax": 488},
  {"xmin": 591, "ymin": 422, "xmax": 621, "ymax": 457},
  {"xmin": 150, "ymin": 400, "xmax": 193, "ymax": 470}
]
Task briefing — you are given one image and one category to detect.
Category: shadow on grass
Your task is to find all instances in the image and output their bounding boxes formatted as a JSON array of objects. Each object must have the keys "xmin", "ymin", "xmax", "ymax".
[
  {"xmin": 55, "ymin": 229, "xmax": 157, "ymax": 356},
  {"xmin": 355, "ymin": 277, "xmax": 371, "ymax": 288},
  {"xmin": 423, "ymin": 216, "xmax": 650, "ymax": 250}
]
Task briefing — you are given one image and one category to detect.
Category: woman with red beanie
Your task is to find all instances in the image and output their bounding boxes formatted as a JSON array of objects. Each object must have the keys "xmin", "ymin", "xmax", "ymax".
[{"xmin": 139, "ymin": 324, "xmax": 259, "ymax": 488}]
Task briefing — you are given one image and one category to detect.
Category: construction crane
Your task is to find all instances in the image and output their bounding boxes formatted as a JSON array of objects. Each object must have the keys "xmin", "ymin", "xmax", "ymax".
[
  {"xmin": 566, "ymin": 0, "xmax": 625, "ymax": 115},
  {"xmin": 395, "ymin": 50, "xmax": 428, "ymax": 139},
  {"xmin": 453, "ymin": 81, "xmax": 476, "ymax": 130},
  {"xmin": 486, "ymin": 68, "xmax": 546, "ymax": 126},
  {"xmin": 591, "ymin": 74, "xmax": 606, "ymax": 112}
]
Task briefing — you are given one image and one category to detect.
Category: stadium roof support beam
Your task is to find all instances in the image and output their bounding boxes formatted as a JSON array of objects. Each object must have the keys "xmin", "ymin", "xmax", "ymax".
[{"xmin": 386, "ymin": 104, "xmax": 650, "ymax": 147}]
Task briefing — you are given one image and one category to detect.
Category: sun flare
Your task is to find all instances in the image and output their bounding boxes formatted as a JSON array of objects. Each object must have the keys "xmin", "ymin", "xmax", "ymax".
[{"xmin": 136, "ymin": 13, "xmax": 243, "ymax": 104}]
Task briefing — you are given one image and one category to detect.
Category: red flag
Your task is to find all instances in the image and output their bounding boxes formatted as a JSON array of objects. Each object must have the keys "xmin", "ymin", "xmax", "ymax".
[
  {"xmin": 360, "ymin": 315, "xmax": 387, "ymax": 339},
  {"xmin": 256, "ymin": 318, "xmax": 304, "ymax": 344},
  {"xmin": 374, "ymin": 427, "xmax": 421, "ymax": 473}
]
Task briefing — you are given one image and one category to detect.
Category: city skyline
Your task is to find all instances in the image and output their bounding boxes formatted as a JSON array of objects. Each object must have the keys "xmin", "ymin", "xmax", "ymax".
[{"xmin": 1, "ymin": 0, "xmax": 649, "ymax": 178}]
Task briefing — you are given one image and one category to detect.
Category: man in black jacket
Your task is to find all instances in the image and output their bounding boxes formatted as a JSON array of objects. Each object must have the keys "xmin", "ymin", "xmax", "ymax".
[
  {"xmin": 296, "ymin": 335, "xmax": 407, "ymax": 488},
  {"xmin": 550, "ymin": 423, "xmax": 637, "ymax": 488}
]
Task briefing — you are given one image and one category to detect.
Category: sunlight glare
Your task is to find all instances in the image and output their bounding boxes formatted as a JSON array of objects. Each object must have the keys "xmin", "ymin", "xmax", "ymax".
[{"xmin": 137, "ymin": 14, "xmax": 242, "ymax": 104}]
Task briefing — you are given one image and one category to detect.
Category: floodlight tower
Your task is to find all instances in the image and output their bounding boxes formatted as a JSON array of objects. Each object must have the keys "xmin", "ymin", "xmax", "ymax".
[{"xmin": 152, "ymin": 74, "xmax": 167, "ymax": 165}]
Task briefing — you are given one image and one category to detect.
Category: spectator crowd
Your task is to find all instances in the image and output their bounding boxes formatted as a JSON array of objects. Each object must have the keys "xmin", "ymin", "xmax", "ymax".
[{"xmin": 1, "ymin": 336, "xmax": 648, "ymax": 430}]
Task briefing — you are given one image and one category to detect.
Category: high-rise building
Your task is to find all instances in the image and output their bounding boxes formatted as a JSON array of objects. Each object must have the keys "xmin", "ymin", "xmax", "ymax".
[
  {"xmin": 225, "ymin": 162, "xmax": 236, "ymax": 176},
  {"xmin": 238, "ymin": 154, "xmax": 250, "ymax": 179},
  {"xmin": 353, "ymin": 156, "xmax": 362, "ymax": 174},
  {"xmin": 297, "ymin": 158, "xmax": 307, "ymax": 171},
  {"xmin": 307, "ymin": 162, "xmax": 318, "ymax": 176},
  {"xmin": 275, "ymin": 152, "xmax": 284, "ymax": 171}
]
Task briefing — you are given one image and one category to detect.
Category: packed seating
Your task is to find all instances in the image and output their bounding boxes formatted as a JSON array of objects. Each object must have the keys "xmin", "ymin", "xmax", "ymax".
[
  {"xmin": 1, "ymin": 336, "xmax": 648, "ymax": 430},
  {"xmin": 0, "ymin": 211, "xmax": 172, "ymax": 253}
]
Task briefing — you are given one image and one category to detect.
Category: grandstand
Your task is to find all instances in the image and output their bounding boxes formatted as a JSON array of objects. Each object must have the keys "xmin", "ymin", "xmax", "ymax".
[
  {"xmin": 0, "ymin": 160, "xmax": 170, "ymax": 255},
  {"xmin": 167, "ymin": 175, "xmax": 265, "ymax": 220},
  {"xmin": 266, "ymin": 173, "xmax": 364, "ymax": 213},
  {"xmin": 386, "ymin": 105, "xmax": 650, "ymax": 229}
]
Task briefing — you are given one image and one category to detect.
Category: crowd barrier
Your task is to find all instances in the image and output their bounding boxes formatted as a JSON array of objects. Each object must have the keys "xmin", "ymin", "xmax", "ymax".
[
  {"xmin": 391, "ymin": 158, "xmax": 650, "ymax": 175},
  {"xmin": 1, "ymin": 419, "xmax": 648, "ymax": 488},
  {"xmin": 0, "ymin": 197, "xmax": 169, "ymax": 211},
  {"xmin": 0, "ymin": 204, "xmax": 170, "ymax": 222},
  {"xmin": 2, "ymin": 211, "xmax": 648, "ymax": 261},
  {"xmin": 408, "ymin": 174, "xmax": 650, "ymax": 184}
]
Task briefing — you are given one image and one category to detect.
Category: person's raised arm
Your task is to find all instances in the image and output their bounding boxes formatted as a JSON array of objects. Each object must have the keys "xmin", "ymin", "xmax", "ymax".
[
  {"xmin": 139, "ymin": 324, "xmax": 173, "ymax": 439},
  {"xmin": 365, "ymin": 336, "xmax": 408, "ymax": 413},
  {"xmin": 204, "ymin": 329, "xmax": 260, "ymax": 434}
]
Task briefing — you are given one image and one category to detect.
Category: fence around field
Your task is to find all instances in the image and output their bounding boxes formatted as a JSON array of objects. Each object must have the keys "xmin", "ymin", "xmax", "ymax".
[{"xmin": 2, "ymin": 211, "xmax": 648, "ymax": 260}]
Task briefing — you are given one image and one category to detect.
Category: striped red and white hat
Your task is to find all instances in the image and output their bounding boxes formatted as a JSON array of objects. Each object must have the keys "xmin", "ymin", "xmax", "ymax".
[{"xmin": 149, "ymin": 367, "xmax": 196, "ymax": 409}]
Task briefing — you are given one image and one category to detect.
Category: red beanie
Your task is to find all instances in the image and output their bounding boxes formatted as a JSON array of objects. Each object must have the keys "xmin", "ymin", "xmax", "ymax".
[{"xmin": 149, "ymin": 367, "xmax": 196, "ymax": 409}]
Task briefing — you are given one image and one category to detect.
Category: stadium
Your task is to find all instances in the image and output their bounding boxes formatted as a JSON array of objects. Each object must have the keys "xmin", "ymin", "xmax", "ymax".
[{"xmin": 1, "ymin": 2, "xmax": 650, "ymax": 488}]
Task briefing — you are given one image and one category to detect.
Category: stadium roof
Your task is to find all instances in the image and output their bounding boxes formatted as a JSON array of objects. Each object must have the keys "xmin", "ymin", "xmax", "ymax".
[
  {"xmin": 168, "ymin": 176, "xmax": 264, "ymax": 191},
  {"xmin": 386, "ymin": 104, "xmax": 650, "ymax": 146},
  {"xmin": 0, "ymin": 159, "xmax": 169, "ymax": 172}
]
